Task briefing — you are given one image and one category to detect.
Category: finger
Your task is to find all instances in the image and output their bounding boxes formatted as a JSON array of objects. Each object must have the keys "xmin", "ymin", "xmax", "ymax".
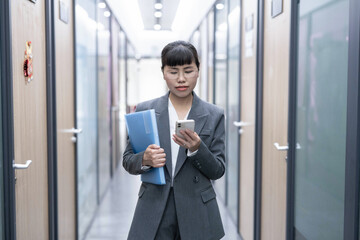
[
  {"xmin": 155, "ymin": 153, "xmax": 166, "ymax": 159},
  {"xmin": 184, "ymin": 129, "xmax": 197, "ymax": 141},
  {"xmin": 150, "ymin": 149, "xmax": 158, "ymax": 155},
  {"xmin": 180, "ymin": 130, "xmax": 193, "ymax": 142},
  {"xmin": 149, "ymin": 144, "xmax": 160, "ymax": 149},
  {"xmin": 156, "ymin": 148, "xmax": 165, "ymax": 153},
  {"xmin": 175, "ymin": 138, "xmax": 189, "ymax": 149},
  {"xmin": 150, "ymin": 147, "xmax": 164, "ymax": 155},
  {"xmin": 172, "ymin": 134, "xmax": 182, "ymax": 143},
  {"xmin": 179, "ymin": 130, "xmax": 190, "ymax": 140},
  {"xmin": 153, "ymin": 163, "xmax": 165, "ymax": 168},
  {"xmin": 157, "ymin": 158, "xmax": 166, "ymax": 163},
  {"xmin": 154, "ymin": 158, "xmax": 166, "ymax": 165},
  {"xmin": 172, "ymin": 135, "xmax": 185, "ymax": 146}
]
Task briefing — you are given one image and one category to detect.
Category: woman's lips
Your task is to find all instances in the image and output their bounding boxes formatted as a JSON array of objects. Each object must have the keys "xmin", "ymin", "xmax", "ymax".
[{"xmin": 176, "ymin": 86, "xmax": 188, "ymax": 91}]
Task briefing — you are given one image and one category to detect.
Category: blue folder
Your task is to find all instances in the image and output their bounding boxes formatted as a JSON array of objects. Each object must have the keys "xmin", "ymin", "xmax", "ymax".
[{"xmin": 125, "ymin": 109, "xmax": 166, "ymax": 185}]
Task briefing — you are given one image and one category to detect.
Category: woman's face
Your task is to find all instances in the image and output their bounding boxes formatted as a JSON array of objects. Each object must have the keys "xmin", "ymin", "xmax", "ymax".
[{"xmin": 163, "ymin": 62, "xmax": 199, "ymax": 99}]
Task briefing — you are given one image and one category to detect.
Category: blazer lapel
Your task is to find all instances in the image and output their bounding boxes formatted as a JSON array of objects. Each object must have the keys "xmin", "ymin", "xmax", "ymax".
[
  {"xmin": 155, "ymin": 94, "xmax": 172, "ymax": 179},
  {"xmin": 174, "ymin": 93, "xmax": 209, "ymax": 178}
]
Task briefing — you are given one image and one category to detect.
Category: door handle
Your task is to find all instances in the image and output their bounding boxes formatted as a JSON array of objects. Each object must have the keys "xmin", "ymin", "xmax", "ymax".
[
  {"xmin": 233, "ymin": 121, "xmax": 251, "ymax": 127},
  {"xmin": 59, "ymin": 128, "xmax": 82, "ymax": 134},
  {"xmin": 233, "ymin": 121, "xmax": 251, "ymax": 135},
  {"xmin": 59, "ymin": 128, "xmax": 82, "ymax": 143},
  {"xmin": 274, "ymin": 143, "xmax": 288, "ymax": 151},
  {"xmin": 274, "ymin": 143, "xmax": 301, "ymax": 151},
  {"xmin": 13, "ymin": 160, "xmax": 32, "ymax": 169}
]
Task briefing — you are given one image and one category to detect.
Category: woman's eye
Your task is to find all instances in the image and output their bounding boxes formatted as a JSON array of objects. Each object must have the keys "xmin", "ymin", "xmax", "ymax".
[
  {"xmin": 185, "ymin": 71, "xmax": 193, "ymax": 74},
  {"xmin": 170, "ymin": 72, "xmax": 178, "ymax": 74}
]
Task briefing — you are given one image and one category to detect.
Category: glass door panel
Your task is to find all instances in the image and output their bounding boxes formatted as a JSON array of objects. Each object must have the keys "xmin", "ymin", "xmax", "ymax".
[
  {"xmin": 294, "ymin": 1, "xmax": 349, "ymax": 239},
  {"xmin": 75, "ymin": 0, "xmax": 98, "ymax": 238},
  {"xmin": 97, "ymin": 3, "xmax": 111, "ymax": 200},
  {"xmin": 213, "ymin": 0, "xmax": 228, "ymax": 201},
  {"xmin": 226, "ymin": 0, "xmax": 240, "ymax": 223},
  {"xmin": 119, "ymin": 30, "xmax": 127, "ymax": 153},
  {"xmin": 207, "ymin": 10, "xmax": 215, "ymax": 103}
]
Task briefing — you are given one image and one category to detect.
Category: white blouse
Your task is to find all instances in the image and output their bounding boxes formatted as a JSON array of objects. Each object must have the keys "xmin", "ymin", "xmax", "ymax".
[{"xmin": 168, "ymin": 98, "xmax": 197, "ymax": 179}]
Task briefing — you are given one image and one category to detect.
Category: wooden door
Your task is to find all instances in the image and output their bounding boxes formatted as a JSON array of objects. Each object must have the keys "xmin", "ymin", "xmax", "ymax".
[
  {"xmin": 11, "ymin": 0, "xmax": 49, "ymax": 239},
  {"xmin": 55, "ymin": 0, "xmax": 76, "ymax": 239},
  {"xmin": 261, "ymin": 0, "xmax": 290, "ymax": 239},
  {"xmin": 238, "ymin": 0, "xmax": 258, "ymax": 239}
]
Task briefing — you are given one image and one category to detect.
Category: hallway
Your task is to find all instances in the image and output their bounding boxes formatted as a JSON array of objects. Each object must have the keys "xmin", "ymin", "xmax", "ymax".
[
  {"xmin": 2, "ymin": 0, "xmax": 360, "ymax": 239},
  {"xmin": 85, "ymin": 165, "xmax": 241, "ymax": 240}
]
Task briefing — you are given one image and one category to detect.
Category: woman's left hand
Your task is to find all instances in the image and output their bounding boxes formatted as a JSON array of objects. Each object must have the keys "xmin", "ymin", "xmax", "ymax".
[{"xmin": 173, "ymin": 129, "xmax": 201, "ymax": 152}]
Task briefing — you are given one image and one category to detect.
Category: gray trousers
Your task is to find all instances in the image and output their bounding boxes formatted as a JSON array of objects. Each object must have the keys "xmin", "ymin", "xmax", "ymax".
[{"xmin": 155, "ymin": 188, "xmax": 181, "ymax": 240}]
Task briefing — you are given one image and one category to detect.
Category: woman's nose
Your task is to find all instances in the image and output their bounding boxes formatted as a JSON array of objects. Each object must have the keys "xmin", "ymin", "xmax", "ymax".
[{"xmin": 178, "ymin": 72, "xmax": 185, "ymax": 82}]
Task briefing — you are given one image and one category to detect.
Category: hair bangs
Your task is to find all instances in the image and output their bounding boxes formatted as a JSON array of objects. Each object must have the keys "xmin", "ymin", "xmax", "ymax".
[{"xmin": 163, "ymin": 46, "xmax": 195, "ymax": 68}]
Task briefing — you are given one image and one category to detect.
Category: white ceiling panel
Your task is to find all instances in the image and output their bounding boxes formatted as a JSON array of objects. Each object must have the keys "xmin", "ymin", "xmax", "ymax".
[
  {"xmin": 106, "ymin": 0, "xmax": 217, "ymax": 57},
  {"xmin": 138, "ymin": 0, "xmax": 179, "ymax": 30}
]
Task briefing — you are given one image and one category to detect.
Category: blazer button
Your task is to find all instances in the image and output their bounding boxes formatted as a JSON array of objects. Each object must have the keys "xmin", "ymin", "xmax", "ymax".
[{"xmin": 193, "ymin": 176, "xmax": 199, "ymax": 183}]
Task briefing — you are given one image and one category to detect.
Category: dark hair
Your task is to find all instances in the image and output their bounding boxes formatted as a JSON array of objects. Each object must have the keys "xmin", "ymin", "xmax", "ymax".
[{"xmin": 161, "ymin": 41, "xmax": 200, "ymax": 71}]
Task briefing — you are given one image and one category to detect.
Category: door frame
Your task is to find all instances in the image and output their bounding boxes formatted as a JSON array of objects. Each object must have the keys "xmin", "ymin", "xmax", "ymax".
[
  {"xmin": 286, "ymin": 0, "xmax": 360, "ymax": 239},
  {"xmin": 253, "ymin": 0, "xmax": 264, "ymax": 239},
  {"xmin": 286, "ymin": 0, "xmax": 299, "ymax": 239},
  {"xmin": 0, "ymin": 0, "xmax": 16, "ymax": 239},
  {"xmin": 73, "ymin": 0, "xmax": 79, "ymax": 238},
  {"xmin": 343, "ymin": 0, "xmax": 360, "ymax": 238},
  {"xmin": 45, "ymin": 0, "xmax": 59, "ymax": 239}
]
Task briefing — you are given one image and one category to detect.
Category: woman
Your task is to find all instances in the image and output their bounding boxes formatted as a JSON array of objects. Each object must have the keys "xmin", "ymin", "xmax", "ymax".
[{"xmin": 123, "ymin": 40, "xmax": 225, "ymax": 240}]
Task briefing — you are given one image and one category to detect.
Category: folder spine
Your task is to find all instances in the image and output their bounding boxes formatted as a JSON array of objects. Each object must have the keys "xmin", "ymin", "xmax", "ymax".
[{"xmin": 150, "ymin": 110, "xmax": 160, "ymax": 146}]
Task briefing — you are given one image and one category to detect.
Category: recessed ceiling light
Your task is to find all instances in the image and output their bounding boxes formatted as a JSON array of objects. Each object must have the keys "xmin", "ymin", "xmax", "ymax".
[
  {"xmin": 216, "ymin": 3, "xmax": 224, "ymax": 10},
  {"xmin": 104, "ymin": 11, "xmax": 111, "ymax": 17},
  {"xmin": 154, "ymin": 3, "xmax": 163, "ymax": 10},
  {"xmin": 98, "ymin": 2, "xmax": 106, "ymax": 9},
  {"xmin": 154, "ymin": 11, "xmax": 162, "ymax": 18},
  {"xmin": 154, "ymin": 24, "xmax": 161, "ymax": 30}
]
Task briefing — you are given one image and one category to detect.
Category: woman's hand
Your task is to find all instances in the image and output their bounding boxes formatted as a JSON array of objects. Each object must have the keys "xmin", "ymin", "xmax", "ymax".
[
  {"xmin": 142, "ymin": 144, "xmax": 166, "ymax": 168},
  {"xmin": 173, "ymin": 129, "xmax": 201, "ymax": 152}
]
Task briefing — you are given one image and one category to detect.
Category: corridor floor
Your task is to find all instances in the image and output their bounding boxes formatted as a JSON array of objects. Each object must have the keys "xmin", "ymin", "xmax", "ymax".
[{"xmin": 85, "ymin": 165, "xmax": 242, "ymax": 240}]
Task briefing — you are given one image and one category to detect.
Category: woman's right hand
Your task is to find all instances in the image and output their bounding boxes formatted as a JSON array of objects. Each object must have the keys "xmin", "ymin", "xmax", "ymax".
[{"xmin": 142, "ymin": 144, "xmax": 166, "ymax": 168}]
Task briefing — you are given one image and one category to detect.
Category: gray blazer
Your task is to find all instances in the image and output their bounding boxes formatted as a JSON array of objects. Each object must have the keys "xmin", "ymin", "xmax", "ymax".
[{"xmin": 123, "ymin": 92, "xmax": 226, "ymax": 240}]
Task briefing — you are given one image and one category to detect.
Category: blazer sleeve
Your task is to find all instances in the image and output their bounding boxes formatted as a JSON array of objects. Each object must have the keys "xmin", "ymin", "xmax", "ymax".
[
  {"xmin": 122, "ymin": 104, "xmax": 151, "ymax": 175},
  {"xmin": 188, "ymin": 109, "xmax": 225, "ymax": 180}
]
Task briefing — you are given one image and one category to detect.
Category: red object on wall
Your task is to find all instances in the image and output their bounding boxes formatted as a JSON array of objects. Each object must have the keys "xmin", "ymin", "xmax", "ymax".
[{"xmin": 24, "ymin": 41, "xmax": 33, "ymax": 83}]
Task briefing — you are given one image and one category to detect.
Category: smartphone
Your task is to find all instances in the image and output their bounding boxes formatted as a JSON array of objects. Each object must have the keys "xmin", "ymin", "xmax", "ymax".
[{"xmin": 175, "ymin": 119, "xmax": 195, "ymax": 139}]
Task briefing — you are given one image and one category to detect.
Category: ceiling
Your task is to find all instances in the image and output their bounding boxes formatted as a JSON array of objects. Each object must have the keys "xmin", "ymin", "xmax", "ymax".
[
  {"xmin": 138, "ymin": 0, "xmax": 179, "ymax": 31},
  {"xmin": 106, "ymin": 0, "xmax": 216, "ymax": 57}
]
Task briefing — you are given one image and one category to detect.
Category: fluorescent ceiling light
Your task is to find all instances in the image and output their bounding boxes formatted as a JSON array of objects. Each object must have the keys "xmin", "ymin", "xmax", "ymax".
[
  {"xmin": 98, "ymin": 2, "xmax": 106, "ymax": 8},
  {"xmin": 104, "ymin": 11, "xmax": 111, "ymax": 17},
  {"xmin": 154, "ymin": 24, "xmax": 161, "ymax": 30},
  {"xmin": 216, "ymin": 3, "xmax": 224, "ymax": 10},
  {"xmin": 154, "ymin": 3, "xmax": 163, "ymax": 10},
  {"xmin": 154, "ymin": 11, "xmax": 162, "ymax": 18}
]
